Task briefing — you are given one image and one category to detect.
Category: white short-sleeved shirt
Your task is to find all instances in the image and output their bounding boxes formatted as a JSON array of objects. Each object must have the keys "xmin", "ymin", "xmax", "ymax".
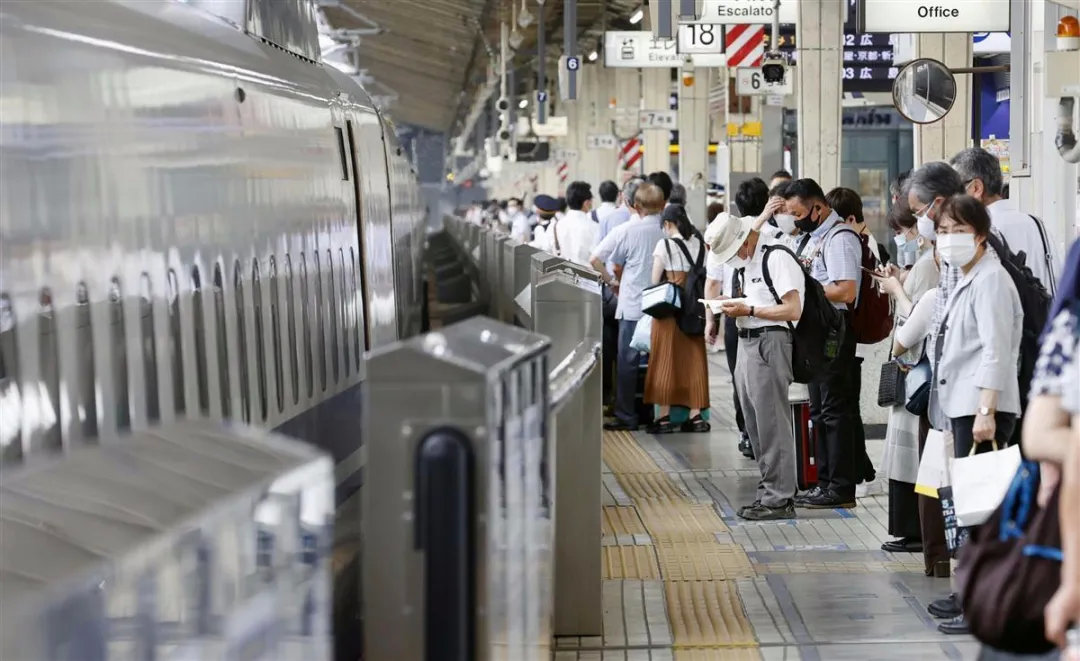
[
  {"xmin": 653, "ymin": 235, "xmax": 704, "ymax": 272},
  {"xmin": 739, "ymin": 233, "xmax": 805, "ymax": 330},
  {"xmin": 553, "ymin": 209, "xmax": 599, "ymax": 266},
  {"xmin": 988, "ymin": 199, "xmax": 1060, "ymax": 295}
]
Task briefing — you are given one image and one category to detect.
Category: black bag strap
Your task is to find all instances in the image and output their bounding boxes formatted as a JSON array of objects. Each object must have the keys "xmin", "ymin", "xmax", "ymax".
[
  {"xmin": 1029, "ymin": 214, "xmax": 1057, "ymax": 296},
  {"xmin": 591, "ymin": 209, "xmax": 600, "ymax": 223},
  {"xmin": 795, "ymin": 232, "xmax": 813, "ymax": 256},
  {"xmin": 819, "ymin": 224, "xmax": 861, "ymax": 272},
  {"xmin": 761, "ymin": 244, "xmax": 799, "ymax": 332},
  {"xmin": 669, "ymin": 237, "xmax": 705, "ymax": 272}
]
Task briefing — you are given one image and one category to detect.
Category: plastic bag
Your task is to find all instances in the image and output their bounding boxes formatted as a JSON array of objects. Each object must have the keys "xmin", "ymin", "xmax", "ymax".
[{"xmin": 630, "ymin": 316, "xmax": 652, "ymax": 353}]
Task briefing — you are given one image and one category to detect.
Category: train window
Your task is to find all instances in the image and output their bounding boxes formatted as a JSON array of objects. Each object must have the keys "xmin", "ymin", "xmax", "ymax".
[
  {"xmin": 285, "ymin": 255, "xmax": 299, "ymax": 404},
  {"xmin": 252, "ymin": 260, "xmax": 267, "ymax": 422},
  {"xmin": 313, "ymin": 251, "xmax": 326, "ymax": 392},
  {"xmin": 213, "ymin": 264, "xmax": 231, "ymax": 419},
  {"xmin": 110, "ymin": 278, "xmax": 131, "ymax": 432},
  {"xmin": 350, "ymin": 248, "xmax": 362, "ymax": 367},
  {"xmin": 140, "ymin": 275, "xmax": 160, "ymax": 423},
  {"xmin": 0, "ymin": 293, "xmax": 20, "ymax": 463},
  {"xmin": 192, "ymin": 267, "xmax": 210, "ymax": 414},
  {"xmin": 335, "ymin": 127, "xmax": 348, "ymax": 181},
  {"xmin": 268, "ymin": 257, "xmax": 283, "ymax": 414},
  {"xmin": 233, "ymin": 261, "xmax": 250, "ymax": 423},
  {"xmin": 338, "ymin": 248, "xmax": 349, "ymax": 377},
  {"xmin": 74, "ymin": 284, "xmax": 98, "ymax": 438},
  {"xmin": 299, "ymin": 254, "xmax": 313, "ymax": 399},
  {"xmin": 37, "ymin": 289, "xmax": 61, "ymax": 452},
  {"xmin": 326, "ymin": 249, "xmax": 339, "ymax": 384},
  {"xmin": 167, "ymin": 271, "xmax": 185, "ymax": 415}
]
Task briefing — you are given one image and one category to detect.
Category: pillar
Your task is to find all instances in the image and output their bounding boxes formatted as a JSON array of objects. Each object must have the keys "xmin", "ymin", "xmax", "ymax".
[
  {"xmin": 911, "ymin": 34, "xmax": 972, "ymax": 165},
  {"xmin": 795, "ymin": 0, "xmax": 843, "ymax": 185},
  {"xmin": 585, "ymin": 64, "xmax": 618, "ymax": 188},
  {"xmin": 614, "ymin": 67, "xmax": 643, "ymax": 180},
  {"xmin": 678, "ymin": 64, "xmax": 709, "ymax": 226},
  {"xmin": 641, "ymin": 67, "xmax": 671, "ymax": 174}
]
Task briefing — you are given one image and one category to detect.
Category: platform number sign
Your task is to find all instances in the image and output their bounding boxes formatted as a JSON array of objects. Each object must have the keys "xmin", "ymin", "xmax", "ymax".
[
  {"xmin": 537, "ymin": 90, "xmax": 548, "ymax": 103},
  {"xmin": 735, "ymin": 67, "xmax": 791, "ymax": 96},
  {"xmin": 678, "ymin": 24, "xmax": 722, "ymax": 54},
  {"xmin": 566, "ymin": 56, "xmax": 580, "ymax": 71}
]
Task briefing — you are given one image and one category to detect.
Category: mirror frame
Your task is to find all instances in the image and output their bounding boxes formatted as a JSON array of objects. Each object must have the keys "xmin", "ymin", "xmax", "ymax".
[{"xmin": 891, "ymin": 57, "xmax": 958, "ymax": 125}]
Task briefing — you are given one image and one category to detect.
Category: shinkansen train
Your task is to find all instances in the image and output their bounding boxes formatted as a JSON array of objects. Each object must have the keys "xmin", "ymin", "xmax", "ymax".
[{"xmin": 0, "ymin": 0, "xmax": 424, "ymax": 648}]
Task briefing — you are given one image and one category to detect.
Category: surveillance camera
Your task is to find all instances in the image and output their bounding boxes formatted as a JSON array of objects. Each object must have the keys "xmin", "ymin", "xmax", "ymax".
[
  {"xmin": 761, "ymin": 54, "xmax": 786, "ymax": 85},
  {"xmin": 496, "ymin": 97, "xmax": 510, "ymax": 111}
]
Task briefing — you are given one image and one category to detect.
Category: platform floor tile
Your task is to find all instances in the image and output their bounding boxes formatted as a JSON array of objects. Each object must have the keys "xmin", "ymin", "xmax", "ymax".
[
  {"xmin": 603, "ymin": 545, "xmax": 662, "ymax": 580},
  {"xmin": 617, "ymin": 472, "xmax": 688, "ymax": 503},
  {"xmin": 665, "ymin": 580, "xmax": 757, "ymax": 648},
  {"xmin": 605, "ymin": 431, "xmax": 665, "ymax": 474},
  {"xmin": 603, "ymin": 505, "xmax": 650, "ymax": 546},
  {"xmin": 637, "ymin": 501, "xmax": 729, "ymax": 540},
  {"xmin": 655, "ymin": 540, "xmax": 756, "ymax": 582}
]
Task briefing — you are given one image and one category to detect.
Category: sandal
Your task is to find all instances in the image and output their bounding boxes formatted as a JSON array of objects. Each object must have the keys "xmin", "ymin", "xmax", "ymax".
[
  {"xmin": 645, "ymin": 415, "xmax": 675, "ymax": 435},
  {"xmin": 680, "ymin": 415, "xmax": 711, "ymax": 433}
]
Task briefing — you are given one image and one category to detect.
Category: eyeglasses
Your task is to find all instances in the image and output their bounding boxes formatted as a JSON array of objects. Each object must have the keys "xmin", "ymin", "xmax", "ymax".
[{"xmin": 914, "ymin": 199, "xmax": 937, "ymax": 216}]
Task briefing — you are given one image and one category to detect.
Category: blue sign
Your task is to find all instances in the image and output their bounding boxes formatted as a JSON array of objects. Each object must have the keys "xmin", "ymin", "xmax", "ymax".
[
  {"xmin": 566, "ymin": 56, "xmax": 580, "ymax": 71},
  {"xmin": 537, "ymin": 90, "xmax": 548, "ymax": 103}
]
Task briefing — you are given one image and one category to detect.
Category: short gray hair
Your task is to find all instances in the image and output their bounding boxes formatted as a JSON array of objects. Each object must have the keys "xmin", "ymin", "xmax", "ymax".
[
  {"xmin": 949, "ymin": 147, "xmax": 1004, "ymax": 197},
  {"xmin": 623, "ymin": 176, "xmax": 645, "ymax": 207},
  {"xmin": 908, "ymin": 161, "xmax": 964, "ymax": 205},
  {"xmin": 669, "ymin": 183, "xmax": 687, "ymax": 206}
]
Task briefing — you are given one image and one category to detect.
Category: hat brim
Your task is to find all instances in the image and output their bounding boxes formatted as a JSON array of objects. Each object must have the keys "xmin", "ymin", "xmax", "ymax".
[{"xmin": 709, "ymin": 218, "xmax": 754, "ymax": 266}]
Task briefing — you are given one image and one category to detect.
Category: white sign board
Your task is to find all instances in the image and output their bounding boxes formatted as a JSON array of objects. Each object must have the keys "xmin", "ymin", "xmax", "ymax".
[
  {"xmin": 735, "ymin": 67, "xmax": 792, "ymax": 96},
  {"xmin": 555, "ymin": 148, "xmax": 580, "ymax": 161},
  {"xmin": 604, "ymin": 31, "xmax": 725, "ymax": 68},
  {"xmin": 861, "ymin": 0, "xmax": 1009, "ymax": 33},
  {"xmin": 677, "ymin": 23, "xmax": 723, "ymax": 54},
  {"xmin": 685, "ymin": 0, "xmax": 799, "ymax": 25},
  {"xmin": 586, "ymin": 134, "xmax": 618, "ymax": 150},
  {"xmin": 639, "ymin": 110, "xmax": 677, "ymax": 130},
  {"xmin": 530, "ymin": 116, "xmax": 569, "ymax": 137}
]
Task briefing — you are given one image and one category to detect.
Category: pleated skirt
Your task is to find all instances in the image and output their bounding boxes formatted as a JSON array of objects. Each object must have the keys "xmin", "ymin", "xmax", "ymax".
[{"xmin": 644, "ymin": 271, "xmax": 710, "ymax": 410}]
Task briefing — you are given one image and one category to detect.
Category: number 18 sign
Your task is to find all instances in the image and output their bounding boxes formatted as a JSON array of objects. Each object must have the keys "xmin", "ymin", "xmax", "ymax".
[{"xmin": 678, "ymin": 23, "xmax": 723, "ymax": 54}]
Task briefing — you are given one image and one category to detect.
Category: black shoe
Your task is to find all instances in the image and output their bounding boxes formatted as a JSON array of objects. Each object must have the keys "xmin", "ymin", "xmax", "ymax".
[
  {"xmin": 736, "ymin": 500, "xmax": 762, "ymax": 517},
  {"xmin": 738, "ymin": 437, "xmax": 755, "ymax": 459},
  {"xmin": 680, "ymin": 415, "xmax": 711, "ymax": 433},
  {"xmin": 604, "ymin": 420, "xmax": 638, "ymax": 431},
  {"xmin": 794, "ymin": 486, "xmax": 823, "ymax": 504},
  {"xmin": 928, "ymin": 594, "xmax": 961, "ymax": 619},
  {"xmin": 800, "ymin": 489, "xmax": 856, "ymax": 509},
  {"xmin": 937, "ymin": 615, "xmax": 970, "ymax": 635},
  {"xmin": 645, "ymin": 416, "xmax": 675, "ymax": 435},
  {"xmin": 881, "ymin": 537, "xmax": 923, "ymax": 553},
  {"xmin": 738, "ymin": 500, "xmax": 796, "ymax": 521}
]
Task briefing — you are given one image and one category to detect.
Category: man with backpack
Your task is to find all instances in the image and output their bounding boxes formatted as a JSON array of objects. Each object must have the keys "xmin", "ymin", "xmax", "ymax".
[
  {"xmin": 709, "ymin": 213, "xmax": 805, "ymax": 520},
  {"xmin": 781, "ymin": 179, "xmax": 865, "ymax": 509}
]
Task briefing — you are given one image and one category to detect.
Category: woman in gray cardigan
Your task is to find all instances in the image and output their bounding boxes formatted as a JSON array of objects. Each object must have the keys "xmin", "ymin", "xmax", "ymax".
[{"xmin": 933, "ymin": 195, "xmax": 1024, "ymax": 456}]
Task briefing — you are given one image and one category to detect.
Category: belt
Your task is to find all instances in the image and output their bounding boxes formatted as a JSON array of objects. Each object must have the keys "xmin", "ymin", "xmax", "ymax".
[{"xmin": 737, "ymin": 326, "xmax": 789, "ymax": 339}]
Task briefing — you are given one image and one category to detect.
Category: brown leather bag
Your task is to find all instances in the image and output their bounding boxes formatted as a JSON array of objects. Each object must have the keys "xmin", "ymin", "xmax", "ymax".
[{"xmin": 958, "ymin": 461, "xmax": 1062, "ymax": 654}]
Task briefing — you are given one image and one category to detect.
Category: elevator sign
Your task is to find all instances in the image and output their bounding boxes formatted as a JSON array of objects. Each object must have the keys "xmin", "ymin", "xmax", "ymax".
[
  {"xmin": 683, "ymin": 0, "xmax": 799, "ymax": 25},
  {"xmin": 861, "ymin": 0, "xmax": 1009, "ymax": 33}
]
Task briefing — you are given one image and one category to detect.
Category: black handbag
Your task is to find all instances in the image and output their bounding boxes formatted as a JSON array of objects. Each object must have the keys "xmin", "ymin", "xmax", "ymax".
[
  {"xmin": 877, "ymin": 359, "xmax": 906, "ymax": 407},
  {"xmin": 904, "ymin": 356, "xmax": 932, "ymax": 415}
]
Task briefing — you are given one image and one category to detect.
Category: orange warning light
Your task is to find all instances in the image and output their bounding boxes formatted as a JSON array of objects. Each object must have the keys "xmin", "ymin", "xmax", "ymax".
[{"xmin": 1058, "ymin": 16, "xmax": 1079, "ymax": 37}]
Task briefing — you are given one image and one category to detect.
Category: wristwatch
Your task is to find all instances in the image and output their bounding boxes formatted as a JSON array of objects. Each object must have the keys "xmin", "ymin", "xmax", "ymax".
[
  {"xmin": 749, "ymin": 305, "xmax": 755, "ymax": 317},
  {"xmin": 977, "ymin": 407, "xmax": 995, "ymax": 416}
]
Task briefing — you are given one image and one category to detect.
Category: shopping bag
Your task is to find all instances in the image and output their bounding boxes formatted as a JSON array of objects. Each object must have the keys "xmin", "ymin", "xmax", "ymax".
[
  {"xmin": 952, "ymin": 441, "xmax": 1022, "ymax": 527},
  {"xmin": 629, "ymin": 315, "xmax": 653, "ymax": 353},
  {"xmin": 914, "ymin": 429, "xmax": 953, "ymax": 498}
]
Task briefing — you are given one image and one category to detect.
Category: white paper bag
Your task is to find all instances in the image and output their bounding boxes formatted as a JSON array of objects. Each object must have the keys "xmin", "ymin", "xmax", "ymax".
[
  {"xmin": 952, "ymin": 442, "xmax": 1022, "ymax": 527},
  {"xmin": 915, "ymin": 429, "xmax": 953, "ymax": 498},
  {"xmin": 630, "ymin": 315, "xmax": 653, "ymax": 353}
]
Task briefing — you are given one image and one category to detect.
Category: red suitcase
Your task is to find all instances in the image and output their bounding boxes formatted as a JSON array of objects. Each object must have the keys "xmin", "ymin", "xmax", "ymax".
[{"xmin": 791, "ymin": 399, "xmax": 818, "ymax": 490}]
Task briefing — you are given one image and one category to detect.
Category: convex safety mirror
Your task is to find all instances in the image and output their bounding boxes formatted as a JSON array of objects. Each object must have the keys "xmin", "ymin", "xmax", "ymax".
[{"xmin": 892, "ymin": 58, "xmax": 957, "ymax": 124}]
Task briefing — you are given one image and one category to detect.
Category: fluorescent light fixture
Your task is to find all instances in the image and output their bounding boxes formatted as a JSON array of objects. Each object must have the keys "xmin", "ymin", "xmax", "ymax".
[
  {"xmin": 588, "ymin": 50, "xmax": 598, "ymax": 61},
  {"xmin": 629, "ymin": 7, "xmax": 644, "ymax": 24},
  {"xmin": 519, "ymin": 98, "xmax": 528, "ymax": 108}
]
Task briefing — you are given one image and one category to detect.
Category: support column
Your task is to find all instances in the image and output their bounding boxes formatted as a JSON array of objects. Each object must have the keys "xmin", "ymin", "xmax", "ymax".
[
  {"xmin": 642, "ymin": 67, "xmax": 670, "ymax": 174},
  {"xmin": 678, "ymin": 65, "xmax": 709, "ymax": 226},
  {"xmin": 613, "ymin": 67, "xmax": 642, "ymax": 180},
  {"xmin": 911, "ymin": 34, "xmax": 972, "ymax": 165},
  {"xmin": 795, "ymin": 0, "xmax": 843, "ymax": 184},
  {"xmin": 585, "ymin": 65, "xmax": 618, "ymax": 187}
]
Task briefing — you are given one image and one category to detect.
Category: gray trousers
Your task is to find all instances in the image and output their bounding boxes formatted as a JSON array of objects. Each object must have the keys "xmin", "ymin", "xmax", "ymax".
[{"xmin": 735, "ymin": 329, "xmax": 797, "ymax": 508}]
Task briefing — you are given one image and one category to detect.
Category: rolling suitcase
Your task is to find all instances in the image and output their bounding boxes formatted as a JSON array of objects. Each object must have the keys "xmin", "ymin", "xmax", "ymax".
[{"xmin": 790, "ymin": 395, "xmax": 817, "ymax": 490}]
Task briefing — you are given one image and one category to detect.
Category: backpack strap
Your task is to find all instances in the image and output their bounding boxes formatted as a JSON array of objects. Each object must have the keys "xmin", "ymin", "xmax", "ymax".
[
  {"xmin": 591, "ymin": 209, "xmax": 600, "ymax": 223},
  {"xmin": 669, "ymin": 237, "xmax": 704, "ymax": 271},
  {"xmin": 819, "ymin": 224, "xmax": 861, "ymax": 272},
  {"xmin": 795, "ymin": 232, "xmax": 813, "ymax": 257},
  {"xmin": 1028, "ymin": 214, "xmax": 1057, "ymax": 296},
  {"xmin": 761, "ymin": 244, "xmax": 800, "ymax": 333},
  {"xmin": 551, "ymin": 218, "xmax": 561, "ymax": 254}
]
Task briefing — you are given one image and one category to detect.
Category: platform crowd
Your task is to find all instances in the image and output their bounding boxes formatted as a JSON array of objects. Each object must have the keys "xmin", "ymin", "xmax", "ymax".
[{"xmin": 462, "ymin": 146, "xmax": 1078, "ymax": 657}]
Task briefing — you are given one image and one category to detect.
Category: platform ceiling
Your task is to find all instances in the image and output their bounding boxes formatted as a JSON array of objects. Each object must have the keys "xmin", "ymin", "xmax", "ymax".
[{"xmin": 324, "ymin": 0, "xmax": 642, "ymax": 132}]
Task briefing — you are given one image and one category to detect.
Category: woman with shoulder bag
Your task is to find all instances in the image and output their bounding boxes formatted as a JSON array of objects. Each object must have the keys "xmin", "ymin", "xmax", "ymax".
[{"xmin": 644, "ymin": 204, "xmax": 710, "ymax": 434}]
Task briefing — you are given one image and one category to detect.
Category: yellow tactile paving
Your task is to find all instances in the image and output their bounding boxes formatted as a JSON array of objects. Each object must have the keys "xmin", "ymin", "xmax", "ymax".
[
  {"xmin": 601, "ymin": 545, "xmax": 661, "ymax": 580},
  {"xmin": 616, "ymin": 472, "xmax": 686, "ymax": 502},
  {"xmin": 637, "ymin": 501, "xmax": 729, "ymax": 539},
  {"xmin": 603, "ymin": 430, "xmax": 664, "ymax": 474},
  {"xmin": 655, "ymin": 541, "xmax": 756, "ymax": 581},
  {"xmin": 666, "ymin": 580, "xmax": 757, "ymax": 648},
  {"xmin": 602, "ymin": 505, "xmax": 648, "ymax": 538},
  {"xmin": 674, "ymin": 648, "xmax": 763, "ymax": 660},
  {"xmin": 755, "ymin": 561, "xmax": 926, "ymax": 574}
]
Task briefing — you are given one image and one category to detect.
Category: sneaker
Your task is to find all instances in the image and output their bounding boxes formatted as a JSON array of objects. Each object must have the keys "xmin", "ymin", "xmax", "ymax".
[
  {"xmin": 736, "ymin": 500, "xmax": 761, "ymax": 517},
  {"xmin": 800, "ymin": 489, "xmax": 857, "ymax": 509},
  {"xmin": 928, "ymin": 593, "xmax": 961, "ymax": 619},
  {"xmin": 737, "ymin": 436, "xmax": 755, "ymax": 459},
  {"xmin": 937, "ymin": 615, "xmax": 970, "ymax": 635},
  {"xmin": 855, "ymin": 480, "xmax": 884, "ymax": 498},
  {"xmin": 738, "ymin": 501, "xmax": 796, "ymax": 521},
  {"xmin": 794, "ymin": 486, "xmax": 822, "ymax": 504},
  {"xmin": 604, "ymin": 420, "xmax": 638, "ymax": 431}
]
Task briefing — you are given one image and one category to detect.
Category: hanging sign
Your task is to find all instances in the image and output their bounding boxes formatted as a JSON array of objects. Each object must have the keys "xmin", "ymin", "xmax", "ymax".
[
  {"xmin": 860, "ymin": 0, "xmax": 1010, "ymax": 33},
  {"xmin": 639, "ymin": 110, "xmax": 678, "ymax": 130},
  {"xmin": 677, "ymin": 23, "xmax": 723, "ymax": 54},
  {"xmin": 604, "ymin": 31, "xmax": 726, "ymax": 67},
  {"xmin": 586, "ymin": 134, "xmax": 618, "ymax": 149},
  {"xmin": 735, "ymin": 67, "xmax": 792, "ymax": 95},
  {"xmin": 683, "ymin": 0, "xmax": 799, "ymax": 25}
]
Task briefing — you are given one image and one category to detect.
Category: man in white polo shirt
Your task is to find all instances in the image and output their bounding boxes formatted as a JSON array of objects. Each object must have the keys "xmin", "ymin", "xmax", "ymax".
[{"xmin": 710, "ymin": 214, "xmax": 805, "ymax": 520}]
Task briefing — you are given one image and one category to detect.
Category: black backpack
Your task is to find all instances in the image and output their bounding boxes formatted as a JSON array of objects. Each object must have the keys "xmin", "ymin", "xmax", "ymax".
[
  {"xmin": 665, "ymin": 238, "xmax": 707, "ymax": 336},
  {"xmin": 761, "ymin": 244, "xmax": 846, "ymax": 384},
  {"xmin": 986, "ymin": 233, "xmax": 1051, "ymax": 409}
]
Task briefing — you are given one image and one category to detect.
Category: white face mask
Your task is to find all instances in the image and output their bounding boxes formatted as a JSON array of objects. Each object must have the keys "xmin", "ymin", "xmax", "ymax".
[
  {"xmin": 937, "ymin": 233, "xmax": 978, "ymax": 267},
  {"xmin": 915, "ymin": 200, "xmax": 937, "ymax": 241},
  {"xmin": 727, "ymin": 251, "xmax": 750, "ymax": 269},
  {"xmin": 773, "ymin": 213, "xmax": 797, "ymax": 235},
  {"xmin": 508, "ymin": 205, "xmax": 520, "ymax": 215},
  {"xmin": 894, "ymin": 234, "xmax": 908, "ymax": 247}
]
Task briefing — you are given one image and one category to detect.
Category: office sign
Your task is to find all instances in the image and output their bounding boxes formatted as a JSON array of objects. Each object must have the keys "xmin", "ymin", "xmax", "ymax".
[
  {"xmin": 639, "ymin": 110, "xmax": 678, "ymax": 130},
  {"xmin": 861, "ymin": 0, "xmax": 1010, "ymax": 33},
  {"xmin": 604, "ymin": 31, "xmax": 725, "ymax": 67},
  {"xmin": 735, "ymin": 67, "xmax": 793, "ymax": 95},
  {"xmin": 684, "ymin": 0, "xmax": 799, "ymax": 25}
]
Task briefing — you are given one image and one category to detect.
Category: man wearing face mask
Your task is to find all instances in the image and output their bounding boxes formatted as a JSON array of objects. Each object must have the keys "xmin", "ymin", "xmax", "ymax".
[
  {"xmin": 781, "ymin": 179, "xmax": 864, "ymax": 509},
  {"xmin": 507, "ymin": 197, "xmax": 530, "ymax": 243}
]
